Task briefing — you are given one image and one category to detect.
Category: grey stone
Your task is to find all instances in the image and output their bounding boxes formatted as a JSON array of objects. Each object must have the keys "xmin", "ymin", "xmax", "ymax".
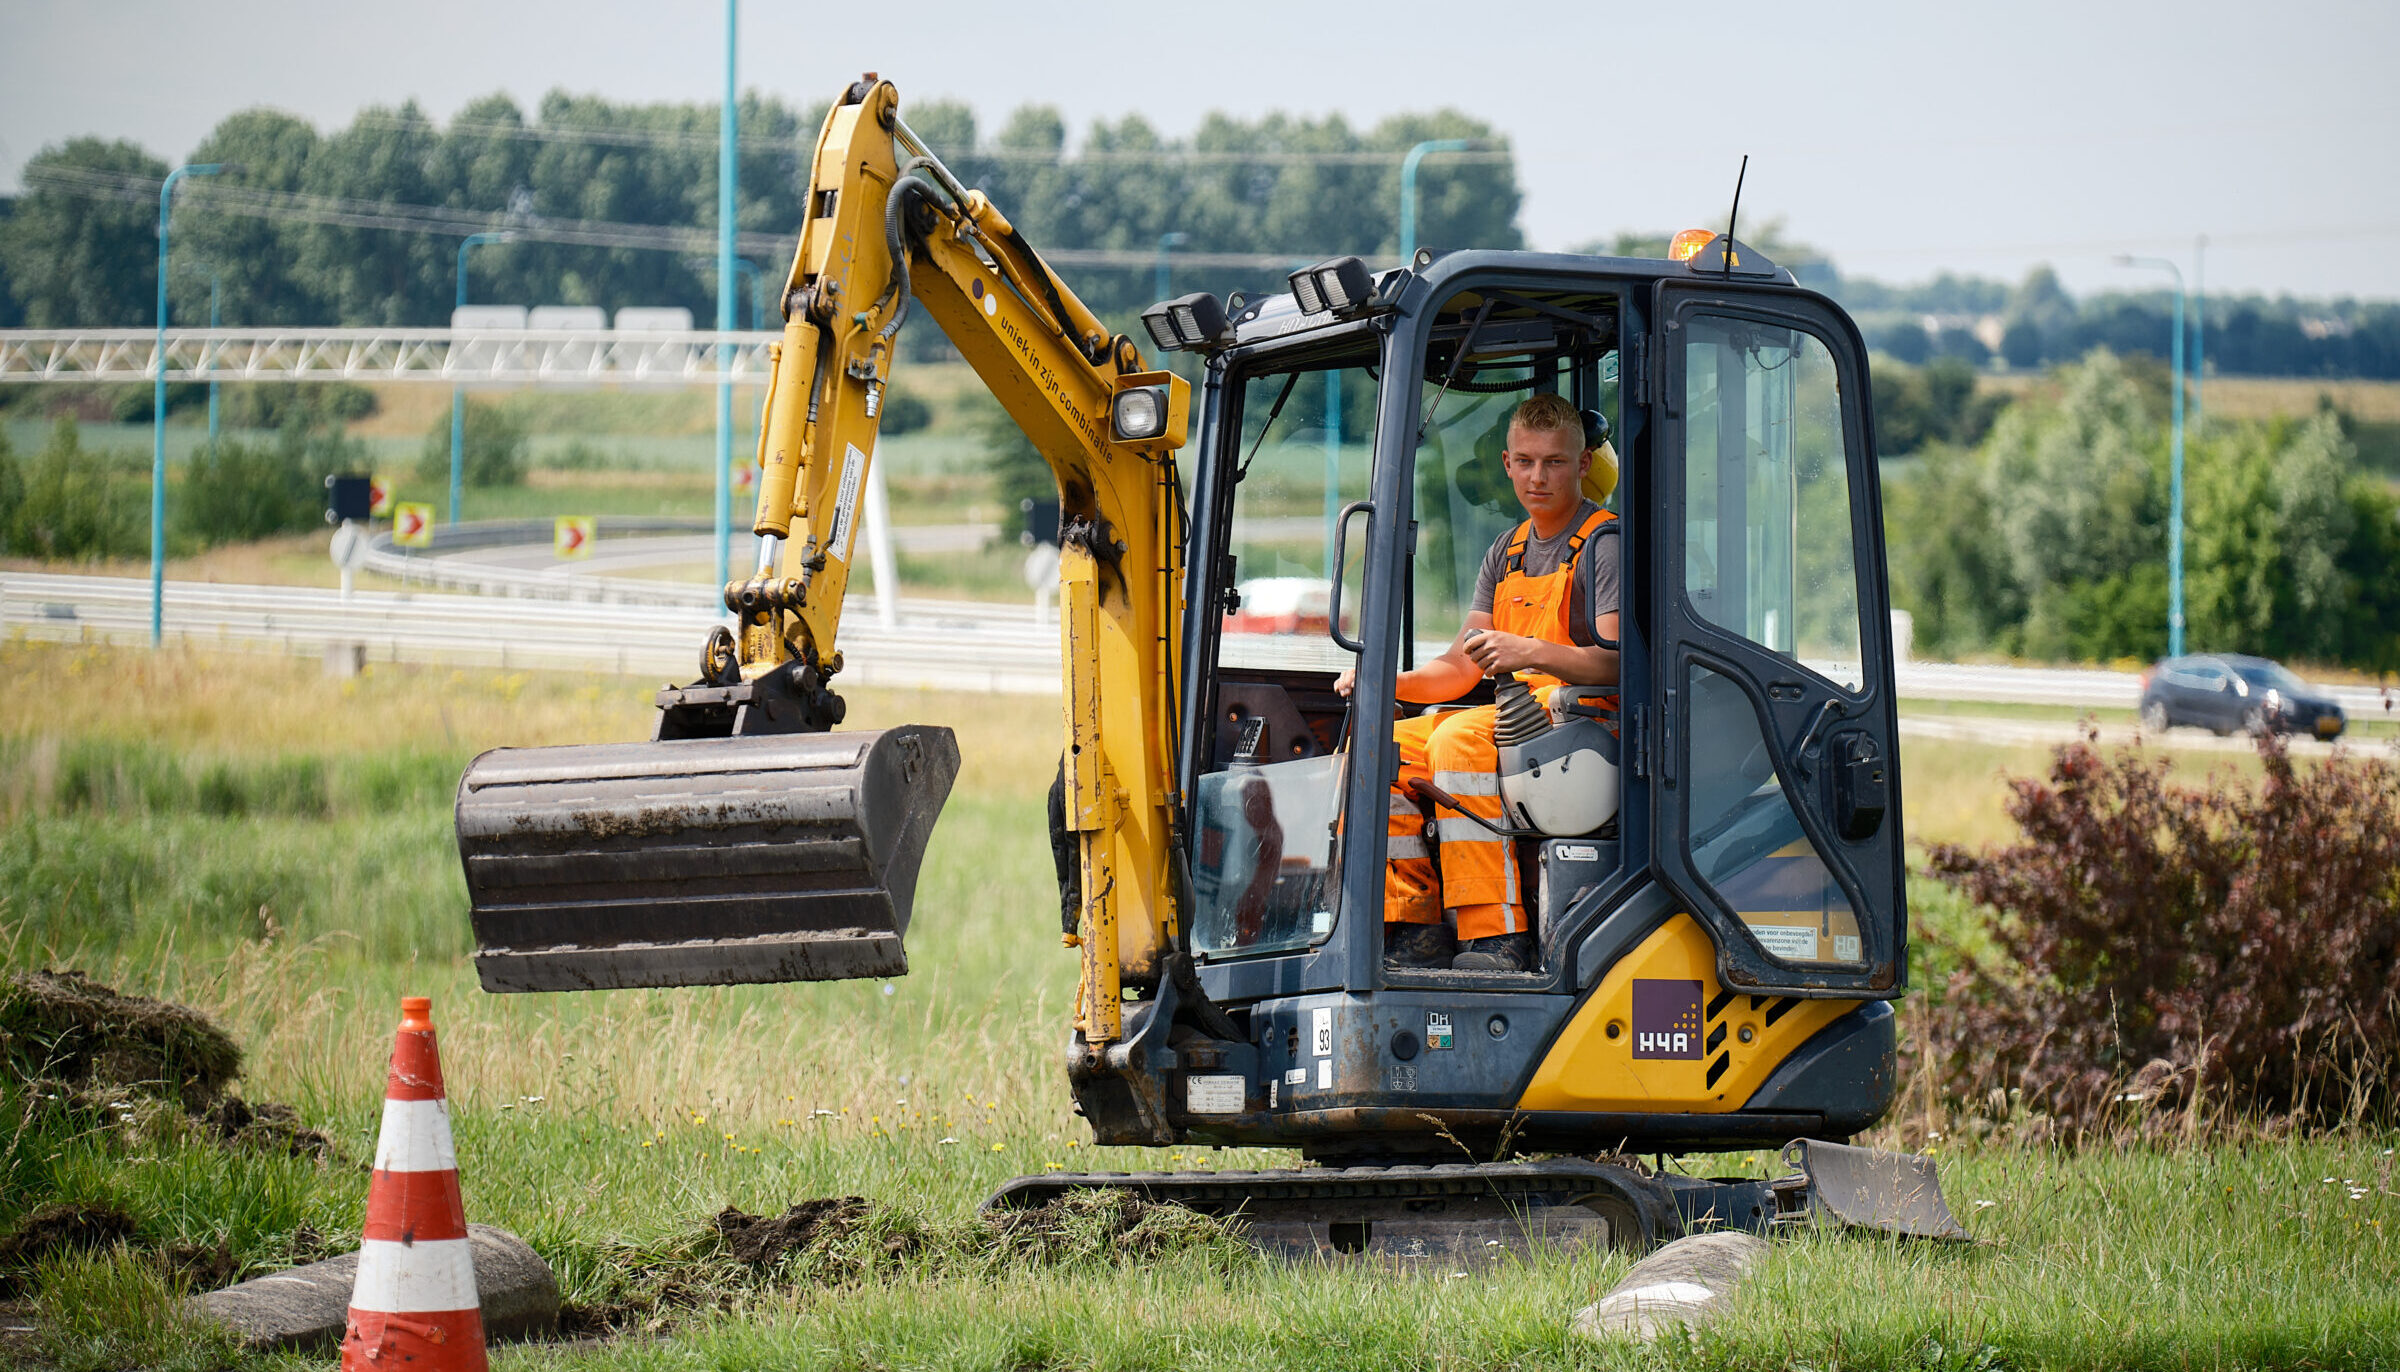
[
  {"xmin": 1570, "ymin": 1230, "xmax": 1769, "ymax": 1343},
  {"xmin": 191, "ymin": 1223, "xmax": 558, "ymax": 1352}
]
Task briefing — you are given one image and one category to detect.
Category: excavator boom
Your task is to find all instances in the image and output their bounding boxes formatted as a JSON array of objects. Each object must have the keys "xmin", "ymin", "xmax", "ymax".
[{"xmin": 458, "ymin": 76, "xmax": 1187, "ymax": 1030}]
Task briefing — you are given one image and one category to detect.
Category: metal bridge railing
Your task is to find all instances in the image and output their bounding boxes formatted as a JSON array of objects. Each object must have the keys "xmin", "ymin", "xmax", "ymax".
[{"xmin": 0, "ymin": 328, "xmax": 782, "ymax": 387}]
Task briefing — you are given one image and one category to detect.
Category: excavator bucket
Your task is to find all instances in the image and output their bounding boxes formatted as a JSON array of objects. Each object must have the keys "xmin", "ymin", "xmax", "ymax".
[
  {"xmin": 455, "ymin": 727, "xmax": 958, "ymax": 993},
  {"xmin": 1772, "ymin": 1140, "xmax": 1971, "ymax": 1241}
]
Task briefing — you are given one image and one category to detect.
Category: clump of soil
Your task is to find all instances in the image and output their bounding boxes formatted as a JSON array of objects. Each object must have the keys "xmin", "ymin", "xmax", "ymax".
[
  {"xmin": 0, "ymin": 971, "xmax": 345, "ymax": 1309},
  {"xmin": 560, "ymin": 1191, "xmax": 1246, "ymax": 1339},
  {"xmin": 0, "ymin": 970, "xmax": 241, "ymax": 1108},
  {"xmin": 0, "ymin": 1202, "xmax": 245, "ymax": 1300},
  {"xmin": 203, "ymin": 1096, "xmax": 336, "ymax": 1162},
  {"xmin": 988, "ymin": 1190, "xmax": 1238, "ymax": 1265},
  {"xmin": 714, "ymin": 1198, "xmax": 873, "ymax": 1266},
  {"xmin": 2, "ymin": 971, "xmax": 336, "ymax": 1164},
  {"xmin": 0, "ymin": 1203, "xmax": 141, "ymax": 1289}
]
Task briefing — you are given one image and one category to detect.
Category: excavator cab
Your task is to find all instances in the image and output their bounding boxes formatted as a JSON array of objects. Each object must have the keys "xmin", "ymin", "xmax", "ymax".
[{"xmin": 1141, "ymin": 244, "xmax": 1910, "ymax": 1161}]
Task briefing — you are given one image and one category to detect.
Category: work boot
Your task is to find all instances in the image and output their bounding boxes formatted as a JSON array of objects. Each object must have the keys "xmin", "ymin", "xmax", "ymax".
[
  {"xmin": 1453, "ymin": 932, "xmax": 1537, "ymax": 972},
  {"xmin": 1383, "ymin": 922, "xmax": 1457, "ymax": 969}
]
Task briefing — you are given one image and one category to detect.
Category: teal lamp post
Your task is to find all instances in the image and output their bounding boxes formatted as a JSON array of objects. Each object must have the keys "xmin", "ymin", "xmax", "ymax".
[
  {"xmin": 2115, "ymin": 254, "xmax": 2188, "ymax": 657},
  {"xmin": 715, "ymin": 0, "xmax": 739, "ymax": 593},
  {"xmin": 732, "ymin": 257, "xmax": 765, "ymax": 331},
  {"xmin": 451, "ymin": 230, "xmax": 515, "ymax": 526},
  {"xmin": 1154, "ymin": 231, "xmax": 1187, "ymax": 301},
  {"xmin": 152, "ymin": 162, "xmax": 227, "ymax": 648},
  {"xmin": 1399, "ymin": 139, "xmax": 1475, "ymax": 265}
]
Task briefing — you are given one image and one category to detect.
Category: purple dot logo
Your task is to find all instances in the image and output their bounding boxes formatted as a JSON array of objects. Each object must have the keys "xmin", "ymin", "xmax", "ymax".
[{"xmin": 1630, "ymin": 979, "xmax": 1705, "ymax": 1060}]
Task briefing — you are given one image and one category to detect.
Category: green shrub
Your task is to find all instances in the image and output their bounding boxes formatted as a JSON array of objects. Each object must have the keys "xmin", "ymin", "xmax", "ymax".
[
  {"xmin": 1928, "ymin": 733, "xmax": 2400, "ymax": 1139},
  {"xmin": 175, "ymin": 410, "xmax": 364, "ymax": 549},
  {"xmin": 104, "ymin": 382, "xmax": 205, "ymax": 425},
  {"xmin": 416, "ymin": 399, "xmax": 527, "ymax": 488},
  {"xmin": 216, "ymin": 381, "xmax": 377, "ymax": 431},
  {"xmin": 1, "ymin": 418, "xmax": 145, "ymax": 560},
  {"xmin": 0, "ymin": 426, "xmax": 21, "ymax": 538},
  {"xmin": 879, "ymin": 386, "xmax": 933, "ymax": 435}
]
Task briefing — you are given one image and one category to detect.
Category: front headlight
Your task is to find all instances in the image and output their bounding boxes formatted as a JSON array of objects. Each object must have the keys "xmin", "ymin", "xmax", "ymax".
[{"xmin": 1111, "ymin": 385, "xmax": 1170, "ymax": 442}]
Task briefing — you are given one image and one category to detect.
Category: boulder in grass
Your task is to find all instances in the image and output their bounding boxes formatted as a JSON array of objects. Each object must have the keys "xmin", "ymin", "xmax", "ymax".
[
  {"xmin": 1570, "ymin": 1230, "xmax": 1768, "ymax": 1343},
  {"xmin": 193, "ymin": 1224, "xmax": 558, "ymax": 1352}
]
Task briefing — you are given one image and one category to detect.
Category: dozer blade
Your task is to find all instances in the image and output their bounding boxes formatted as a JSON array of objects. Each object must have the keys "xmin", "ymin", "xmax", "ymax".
[
  {"xmin": 455, "ymin": 726, "xmax": 958, "ymax": 993},
  {"xmin": 1772, "ymin": 1139, "xmax": 1970, "ymax": 1241}
]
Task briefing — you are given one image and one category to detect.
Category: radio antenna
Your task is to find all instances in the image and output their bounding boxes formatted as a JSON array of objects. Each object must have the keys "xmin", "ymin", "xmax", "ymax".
[{"xmin": 1721, "ymin": 155, "xmax": 1748, "ymax": 276}]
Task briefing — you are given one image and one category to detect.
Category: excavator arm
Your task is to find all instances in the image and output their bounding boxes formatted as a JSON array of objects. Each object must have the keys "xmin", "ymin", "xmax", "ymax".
[
  {"xmin": 457, "ymin": 75, "xmax": 1188, "ymax": 1051},
  {"xmin": 731, "ymin": 75, "xmax": 1192, "ymax": 1042}
]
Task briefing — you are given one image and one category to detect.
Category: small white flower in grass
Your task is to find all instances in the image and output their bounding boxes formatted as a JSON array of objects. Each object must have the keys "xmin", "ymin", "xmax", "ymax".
[
  {"xmin": 523, "ymin": 1095, "xmax": 544, "ymax": 1104},
  {"xmin": 1974, "ymin": 1200, "xmax": 1997, "ymax": 1209},
  {"xmin": 881, "ymin": 983, "xmax": 895, "ymax": 997},
  {"xmin": 813, "ymin": 1108, "xmax": 835, "ymax": 1118}
]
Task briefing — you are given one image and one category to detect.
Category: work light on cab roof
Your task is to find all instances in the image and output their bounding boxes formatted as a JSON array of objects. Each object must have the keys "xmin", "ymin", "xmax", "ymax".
[
  {"xmin": 1287, "ymin": 255, "xmax": 1375, "ymax": 318},
  {"xmin": 1141, "ymin": 291, "xmax": 1233, "ymax": 353}
]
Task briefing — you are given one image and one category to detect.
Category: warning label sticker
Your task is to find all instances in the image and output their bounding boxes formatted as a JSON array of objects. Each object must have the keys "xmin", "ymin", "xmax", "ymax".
[
  {"xmin": 1746, "ymin": 922, "xmax": 1819, "ymax": 961},
  {"xmin": 827, "ymin": 443, "xmax": 867, "ymax": 562},
  {"xmin": 1186, "ymin": 1075, "xmax": 1244, "ymax": 1115}
]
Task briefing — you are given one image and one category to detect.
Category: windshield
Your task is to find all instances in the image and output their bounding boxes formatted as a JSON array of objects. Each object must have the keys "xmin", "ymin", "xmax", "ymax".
[
  {"xmin": 1410, "ymin": 290, "xmax": 1622, "ymax": 664},
  {"xmin": 1214, "ymin": 361, "xmax": 1378, "ymax": 671},
  {"xmin": 2234, "ymin": 661, "xmax": 2307, "ymax": 693},
  {"xmin": 1190, "ymin": 354, "xmax": 1377, "ymax": 961}
]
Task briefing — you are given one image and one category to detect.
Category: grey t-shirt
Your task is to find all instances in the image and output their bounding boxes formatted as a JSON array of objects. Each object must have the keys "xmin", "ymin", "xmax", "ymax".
[{"xmin": 1470, "ymin": 500, "xmax": 1620, "ymax": 646}]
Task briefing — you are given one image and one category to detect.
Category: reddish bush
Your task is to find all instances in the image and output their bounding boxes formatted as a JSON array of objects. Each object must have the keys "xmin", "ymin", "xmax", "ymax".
[{"xmin": 1927, "ymin": 731, "xmax": 2400, "ymax": 1137}]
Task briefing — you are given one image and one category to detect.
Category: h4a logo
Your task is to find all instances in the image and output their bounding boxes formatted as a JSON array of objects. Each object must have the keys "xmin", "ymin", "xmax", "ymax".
[{"xmin": 1630, "ymin": 979, "xmax": 1705, "ymax": 1060}]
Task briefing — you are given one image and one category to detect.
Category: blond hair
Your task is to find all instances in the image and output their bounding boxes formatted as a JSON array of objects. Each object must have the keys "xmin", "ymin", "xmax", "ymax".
[{"xmin": 1507, "ymin": 392, "xmax": 1584, "ymax": 445}]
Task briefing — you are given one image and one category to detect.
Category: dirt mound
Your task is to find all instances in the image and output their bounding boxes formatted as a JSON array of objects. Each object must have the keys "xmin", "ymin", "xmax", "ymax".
[
  {"xmin": 988, "ymin": 1190, "xmax": 1240, "ymax": 1265},
  {"xmin": 0, "ymin": 1202, "xmax": 141, "ymax": 1295},
  {"xmin": 714, "ymin": 1198, "xmax": 873, "ymax": 1267},
  {"xmin": 204, "ymin": 1097, "xmax": 336, "ymax": 1162},
  {"xmin": 562, "ymin": 1191, "xmax": 1243, "ymax": 1340},
  {"xmin": 0, "ymin": 970, "xmax": 240, "ymax": 1108}
]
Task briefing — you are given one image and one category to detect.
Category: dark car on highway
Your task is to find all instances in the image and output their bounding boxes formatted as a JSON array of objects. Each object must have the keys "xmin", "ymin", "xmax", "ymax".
[{"xmin": 2139, "ymin": 654, "xmax": 2347, "ymax": 739}]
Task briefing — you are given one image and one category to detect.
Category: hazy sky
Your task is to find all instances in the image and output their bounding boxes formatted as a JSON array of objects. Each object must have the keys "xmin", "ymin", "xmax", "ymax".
[{"xmin": 5, "ymin": 0, "xmax": 2397, "ymax": 302}]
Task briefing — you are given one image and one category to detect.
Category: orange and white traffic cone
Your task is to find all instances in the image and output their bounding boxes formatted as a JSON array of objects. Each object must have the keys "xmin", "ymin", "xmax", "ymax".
[{"xmin": 340, "ymin": 995, "xmax": 487, "ymax": 1369}]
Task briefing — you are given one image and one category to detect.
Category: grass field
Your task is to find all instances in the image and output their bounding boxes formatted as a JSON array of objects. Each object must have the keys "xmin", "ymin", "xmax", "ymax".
[{"xmin": 3, "ymin": 639, "xmax": 2396, "ymax": 1370}]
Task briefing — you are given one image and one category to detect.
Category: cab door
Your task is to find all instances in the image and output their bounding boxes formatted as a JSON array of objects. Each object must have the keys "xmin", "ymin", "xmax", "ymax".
[{"xmin": 1645, "ymin": 285, "xmax": 1905, "ymax": 997}]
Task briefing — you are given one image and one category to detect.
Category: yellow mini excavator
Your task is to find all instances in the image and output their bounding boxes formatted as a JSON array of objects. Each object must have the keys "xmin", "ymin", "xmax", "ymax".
[{"xmin": 455, "ymin": 74, "xmax": 1964, "ymax": 1258}]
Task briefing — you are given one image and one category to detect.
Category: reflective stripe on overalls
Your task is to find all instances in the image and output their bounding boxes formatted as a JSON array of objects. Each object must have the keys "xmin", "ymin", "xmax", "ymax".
[{"xmin": 1385, "ymin": 507, "xmax": 1616, "ymax": 942}]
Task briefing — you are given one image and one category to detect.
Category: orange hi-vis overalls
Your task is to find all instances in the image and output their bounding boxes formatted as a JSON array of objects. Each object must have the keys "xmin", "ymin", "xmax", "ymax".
[{"xmin": 1386, "ymin": 507, "xmax": 1616, "ymax": 942}]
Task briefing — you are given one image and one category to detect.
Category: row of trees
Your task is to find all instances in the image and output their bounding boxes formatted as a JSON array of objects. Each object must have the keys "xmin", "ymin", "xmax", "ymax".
[
  {"xmin": 10, "ymin": 92, "xmax": 2397, "ymax": 381},
  {"xmin": 1842, "ymin": 264, "xmax": 2400, "ymax": 381},
  {"xmin": 1586, "ymin": 228, "xmax": 2400, "ymax": 382},
  {"xmin": 0, "ymin": 92, "xmax": 1517, "ymax": 337},
  {"xmin": 1888, "ymin": 351, "xmax": 2400, "ymax": 669}
]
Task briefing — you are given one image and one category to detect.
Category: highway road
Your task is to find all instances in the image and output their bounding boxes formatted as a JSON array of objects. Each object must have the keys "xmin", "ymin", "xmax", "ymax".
[
  {"xmin": 1, "ymin": 571, "xmax": 1059, "ymax": 694},
  {"xmin": 8, "ymin": 570, "xmax": 2391, "ymax": 753}
]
